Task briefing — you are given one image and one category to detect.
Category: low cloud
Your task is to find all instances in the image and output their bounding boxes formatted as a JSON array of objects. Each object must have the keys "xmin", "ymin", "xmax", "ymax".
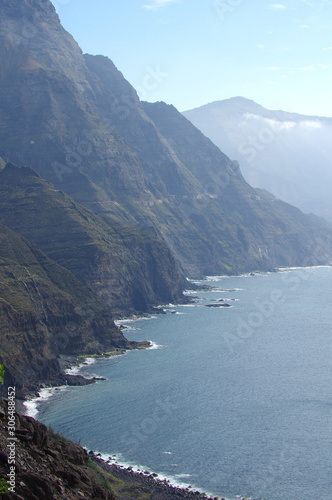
[
  {"xmin": 245, "ymin": 114, "xmax": 296, "ymax": 130},
  {"xmin": 299, "ymin": 120, "xmax": 322, "ymax": 129},
  {"xmin": 244, "ymin": 113, "xmax": 323, "ymax": 130},
  {"xmin": 268, "ymin": 4, "xmax": 288, "ymax": 10},
  {"xmin": 299, "ymin": 64, "xmax": 329, "ymax": 71}
]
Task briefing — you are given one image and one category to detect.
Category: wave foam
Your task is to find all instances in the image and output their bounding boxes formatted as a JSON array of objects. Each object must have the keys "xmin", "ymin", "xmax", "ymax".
[
  {"xmin": 65, "ymin": 357, "xmax": 97, "ymax": 376},
  {"xmin": 92, "ymin": 452, "xmax": 200, "ymax": 492},
  {"xmin": 148, "ymin": 342, "xmax": 165, "ymax": 350},
  {"xmin": 23, "ymin": 387, "xmax": 63, "ymax": 418}
]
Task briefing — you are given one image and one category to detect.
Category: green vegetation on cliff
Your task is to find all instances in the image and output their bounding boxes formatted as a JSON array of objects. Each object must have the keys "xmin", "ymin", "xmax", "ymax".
[
  {"xmin": 0, "ymin": 163, "xmax": 187, "ymax": 317},
  {"xmin": 0, "ymin": 222, "xmax": 135, "ymax": 396}
]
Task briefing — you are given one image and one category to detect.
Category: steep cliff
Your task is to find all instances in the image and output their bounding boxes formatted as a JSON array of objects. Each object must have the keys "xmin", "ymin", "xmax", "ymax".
[
  {"xmin": 0, "ymin": 0, "xmax": 153, "ymax": 211},
  {"xmin": 0, "ymin": 222, "xmax": 142, "ymax": 397},
  {"xmin": 0, "ymin": 163, "xmax": 187, "ymax": 317},
  {"xmin": 143, "ymin": 101, "xmax": 332, "ymax": 273}
]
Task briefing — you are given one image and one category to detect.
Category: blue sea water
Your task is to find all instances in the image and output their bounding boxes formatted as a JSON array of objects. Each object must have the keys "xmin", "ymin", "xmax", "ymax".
[{"xmin": 27, "ymin": 267, "xmax": 332, "ymax": 500}]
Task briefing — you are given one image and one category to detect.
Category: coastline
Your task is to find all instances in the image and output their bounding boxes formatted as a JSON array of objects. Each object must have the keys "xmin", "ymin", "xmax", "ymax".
[
  {"xmin": 19, "ymin": 305, "xmax": 242, "ymax": 500},
  {"xmin": 20, "ymin": 292, "xmax": 243, "ymax": 497},
  {"xmin": 20, "ymin": 323, "xmax": 162, "ymax": 418},
  {"xmin": 89, "ymin": 451, "xmax": 234, "ymax": 500},
  {"xmin": 18, "ymin": 280, "xmax": 274, "ymax": 495},
  {"xmin": 19, "ymin": 277, "xmax": 294, "ymax": 498}
]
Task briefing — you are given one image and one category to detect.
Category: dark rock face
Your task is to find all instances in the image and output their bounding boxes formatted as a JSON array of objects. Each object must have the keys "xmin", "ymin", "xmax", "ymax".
[
  {"xmin": 0, "ymin": 222, "xmax": 134, "ymax": 396},
  {"xmin": 0, "ymin": 162, "xmax": 187, "ymax": 394},
  {"xmin": 143, "ymin": 101, "xmax": 332, "ymax": 274}
]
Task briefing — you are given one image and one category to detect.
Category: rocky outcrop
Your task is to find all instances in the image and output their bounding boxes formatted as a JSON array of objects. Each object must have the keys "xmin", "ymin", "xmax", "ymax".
[{"xmin": 0, "ymin": 222, "xmax": 144, "ymax": 397}]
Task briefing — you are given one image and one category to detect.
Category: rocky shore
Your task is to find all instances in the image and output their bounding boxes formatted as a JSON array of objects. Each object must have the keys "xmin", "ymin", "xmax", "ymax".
[
  {"xmin": 0, "ymin": 399, "xmax": 233, "ymax": 499},
  {"xmin": 90, "ymin": 451, "xmax": 224, "ymax": 499}
]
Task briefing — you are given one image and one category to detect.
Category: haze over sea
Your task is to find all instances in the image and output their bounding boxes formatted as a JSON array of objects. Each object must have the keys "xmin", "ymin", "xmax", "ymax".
[{"xmin": 26, "ymin": 267, "xmax": 332, "ymax": 500}]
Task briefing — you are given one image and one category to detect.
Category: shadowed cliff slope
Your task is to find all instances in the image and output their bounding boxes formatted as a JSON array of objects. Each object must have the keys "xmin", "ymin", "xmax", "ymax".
[
  {"xmin": 143, "ymin": 101, "xmax": 332, "ymax": 272},
  {"xmin": 0, "ymin": 163, "xmax": 187, "ymax": 317},
  {"xmin": 0, "ymin": 221, "xmax": 139, "ymax": 397}
]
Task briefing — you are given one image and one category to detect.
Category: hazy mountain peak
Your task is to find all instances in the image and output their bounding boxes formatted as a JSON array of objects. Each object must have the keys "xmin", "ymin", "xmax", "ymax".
[{"xmin": 183, "ymin": 97, "xmax": 332, "ymax": 222}]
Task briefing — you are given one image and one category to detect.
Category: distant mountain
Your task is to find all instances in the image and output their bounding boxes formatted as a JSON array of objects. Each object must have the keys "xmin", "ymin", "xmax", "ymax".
[
  {"xmin": 1, "ymin": 0, "xmax": 331, "ymax": 280},
  {"xmin": 183, "ymin": 97, "xmax": 332, "ymax": 222}
]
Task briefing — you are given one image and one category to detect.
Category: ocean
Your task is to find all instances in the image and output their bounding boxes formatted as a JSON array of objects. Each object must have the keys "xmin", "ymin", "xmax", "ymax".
[{"xmin": 25, "ymin": 267, "xmax": 332, "ymax": 500}]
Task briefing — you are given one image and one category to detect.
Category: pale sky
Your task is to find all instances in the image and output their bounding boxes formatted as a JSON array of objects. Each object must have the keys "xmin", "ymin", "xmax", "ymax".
[{"xmin": 50, "ymin": 0, "xmax": 332, "ymax": 116}]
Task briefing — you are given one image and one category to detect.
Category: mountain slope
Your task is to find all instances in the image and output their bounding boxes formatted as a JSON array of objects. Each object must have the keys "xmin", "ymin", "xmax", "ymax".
[
  {"xmin": 0, "ymin": 163, "xmax": 187, "ymax": 316},
  {"xmin": 183, "ymin": 97, "xmax": 332, "ymax": 222},
  {"xmin": 0, "ymin": 221, "xmax": 136, "ymax": 397},
  {"xmin": 0, "ymin": 0, "xmax": 332, "ymax": 279}
]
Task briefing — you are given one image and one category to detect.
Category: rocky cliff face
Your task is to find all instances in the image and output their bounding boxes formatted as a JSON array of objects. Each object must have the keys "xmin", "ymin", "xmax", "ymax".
[
  {"xmin": 0, "ymin": 0, "xmax": 147, "ymax": 205},
  {"xmin": 143, "ymin": 101, "xmax": 332, "ymax": 273},
  {"xmin": 0, "ymin": 222, "xmax": 143, "ymax": 396},
  {"xmin": 0, "ymin": 163, "xmax": 187, "ymax": 317}
]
